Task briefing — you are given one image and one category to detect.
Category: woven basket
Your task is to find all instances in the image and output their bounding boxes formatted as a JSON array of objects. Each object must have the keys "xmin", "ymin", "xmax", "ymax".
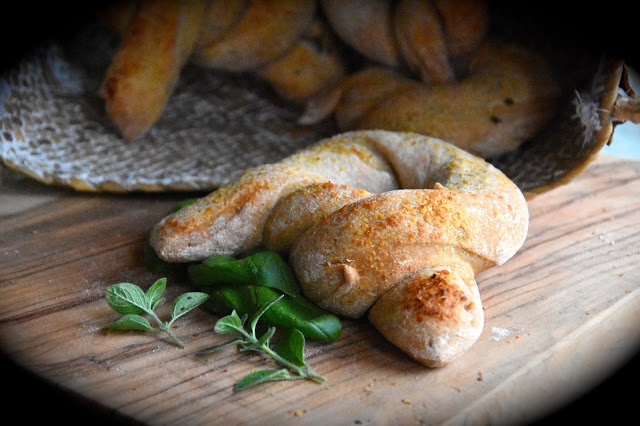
[{"xmin": 0, "ymin": 5, "xmax": 635, "ymax": 197}]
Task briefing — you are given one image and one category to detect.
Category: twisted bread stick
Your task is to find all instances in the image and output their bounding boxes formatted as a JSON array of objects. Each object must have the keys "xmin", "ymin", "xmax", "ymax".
[
  {"xmin": 99, "ymin": 0, "xmax": 206, "ymax": 142},
  {"xmin": 301, "ymin": 40, "xmax": 561, "ymax": 157},
  {"xmin": 150, "ymin": 130, "xmax": 528, "ymax": 366}
]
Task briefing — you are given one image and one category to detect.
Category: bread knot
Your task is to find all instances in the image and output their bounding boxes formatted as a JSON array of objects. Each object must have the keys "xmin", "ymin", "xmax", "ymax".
[{"xmin": 150, "ymin": 130, "xmax": 528, "ymax": 366}]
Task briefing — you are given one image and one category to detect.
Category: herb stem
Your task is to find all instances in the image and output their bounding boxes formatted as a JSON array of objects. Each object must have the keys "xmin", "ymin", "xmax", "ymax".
[
  {"xmin": 236, "ymin": 327, "xmax": 324, "ymax": 382},
  {"xmin": 261, "ymin": 345, "xmax": 325, "ymax": 383},
  {"xmin": 148, "ymin": 309, "xmax": 185, "ymax": 349}
]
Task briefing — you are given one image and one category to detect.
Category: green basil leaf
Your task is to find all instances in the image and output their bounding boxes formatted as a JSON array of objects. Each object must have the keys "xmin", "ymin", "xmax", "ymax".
[
  {"xmin": 250, "ymin": 286, "xmax": 342, "ymax": 342},
  {"xmin": 214, "ymin": 311, "xmax": 245, "ymax": 334},
  {"xmin": 234, "ymin": 369, "xmax": 293, "ymax": 391},
  {"xmin": 107, "ymin": 314, "xmax": 153, "ymax": 331},
  {"xmin": 146, "ymin": 278, "xmax": 167, "ymax": 310},
  {"xmin": 248, "ymin": 251, "xmax": 300, "ymax": 297},
  {"xmin": 192, "ymin": 255, "xmax": 257, "ymax": 287},
  {"xmin": 171, "ymin": 292, "xmax": 209, "ymax": 320},
  {"xmin": 106, "ymin": 283, "xmax": 149, "ymax": 315},
  {"xmin": 274, "ymin": 329, "xmax": 306, "ymax": 367}
]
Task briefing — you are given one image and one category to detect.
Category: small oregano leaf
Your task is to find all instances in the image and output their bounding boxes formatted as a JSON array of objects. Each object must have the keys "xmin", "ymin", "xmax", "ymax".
[
  {"xmin": 105, "ymin": 278, "xmax": 207, "ymax": 349},
  {"xmin": 107, "ymin": 314, "xmax": 153, "ymax": 331},
  {"xmin": 249, "ymin": 294, "xmax": 284, "ymax": 335},
  {"xmin": 234, "ymin": 369, "xmax": 293, "ymax": 391},
  {"xmin": 171, "ymin": 292, "xmax": 209, "ymax": 321},
  {"xmin": 146, "ymin": 278, "xmax": 167, "ymax": 310},
  {"xmin": 214, "ymin": 311, "xmax": 245, "ymax": 334},
  {"xmin": 106, "ymin": 283, "xmax": 149, "ymax": 315},
  {"xmin": 255, "ymin": 327, "xmax": 276, "ymax": 348},
  {"xmin": 274, "ymin": 329, "xmax": 307, "ymax": 367}
]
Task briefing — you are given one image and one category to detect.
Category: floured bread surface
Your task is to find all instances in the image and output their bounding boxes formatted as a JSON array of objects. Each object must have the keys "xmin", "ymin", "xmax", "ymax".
[{"xmin": 0, "ymin": 29, "xmax": 334, "ymax": 192}]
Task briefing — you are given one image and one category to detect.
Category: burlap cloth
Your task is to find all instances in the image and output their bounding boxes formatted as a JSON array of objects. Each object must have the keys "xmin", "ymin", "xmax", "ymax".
[{"xmin": 0, "ymin": 13, "xmax": 634, "ymax": 196}]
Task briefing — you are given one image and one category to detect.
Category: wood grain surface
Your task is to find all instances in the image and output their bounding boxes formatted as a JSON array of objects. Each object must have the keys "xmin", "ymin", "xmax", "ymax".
[{"xmin": 0, "ymin": 154, "xmax": 638, "ymax": 425}]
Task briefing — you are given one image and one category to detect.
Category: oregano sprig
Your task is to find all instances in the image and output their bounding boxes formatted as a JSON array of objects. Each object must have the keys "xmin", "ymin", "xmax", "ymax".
[
  {"xmin": 198, "ymin": 295, "xmax": 325, "ymax": 391},
  {"xmin": 106, "ymin": 278, "xmax": 209, "ymax": 348}
]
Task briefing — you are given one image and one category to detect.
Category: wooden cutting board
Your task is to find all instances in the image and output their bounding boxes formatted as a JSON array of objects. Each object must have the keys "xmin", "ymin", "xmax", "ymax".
[{"xmin": 0, "ymin": 153, "xmax": 638, "ymax": 425}]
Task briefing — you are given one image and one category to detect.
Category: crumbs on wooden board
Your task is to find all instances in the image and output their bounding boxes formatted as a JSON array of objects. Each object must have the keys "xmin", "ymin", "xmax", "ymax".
[
  {"xmin": 289, "ymin": 409, "xmax": 305, "ymax": 417},
  {"xmin": 490, "ymin": 325, "xmax": 525, "ymax": 343}
]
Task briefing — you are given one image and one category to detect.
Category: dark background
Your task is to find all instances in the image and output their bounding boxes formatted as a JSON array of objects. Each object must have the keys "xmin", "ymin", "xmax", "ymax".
[{"xmin": 1, "ymin": 1, "xmax": 637, "ymax": 424}]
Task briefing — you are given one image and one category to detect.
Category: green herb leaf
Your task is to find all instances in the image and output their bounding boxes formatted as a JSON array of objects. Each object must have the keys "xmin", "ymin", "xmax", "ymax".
[
  {"xmin": 106, "ymin": 283, "xmax": 149, "ymax": 315},
  {"xmin": 274, "ymin": 329, "xmax": 306, "ymax": 367},
  {"xmin": 107, "ymin": 314, "xmax": 153, "ymax": 331},
  {"xmin": 249, "ymin": 294, "xmax": 284, "ymax": 336},
  {"xmin": 189, "ymin": 251, "xmax": 300, "ymax": 299},
  {"xmin": 146, "ymin": 278, "xmax": 167, "ymax": 310},
  {"xmin": 188, "ymin": 255, "xmax": 255, "ymax": 287},
  {"xmin": 234, "ymin": 369, "xmax": 294, "ymax": 391},
  {"xmin": 249, "ymin": 286, "xmax": 342, "ymax": 342},
  {"xmin": 203, "ymin": 295, "xmax": 325, "ymax": 390},
  {"xmin": 249, "ymin": 251, "xmax": 300, "ymax": 297},
  {"xmin": 214, "ymin": 311, "xmax": 245, "ymax": 334},
  {"xmin": 171, "ymin": 292, "xmax": 209, "ymax": 321},
  {"xmin": 255, "ymin": 327, "xmax": 276, "ymax": 348},
  {"xmin": 105, "ymin": 278, "xmax": 206, "ymax": 349}
]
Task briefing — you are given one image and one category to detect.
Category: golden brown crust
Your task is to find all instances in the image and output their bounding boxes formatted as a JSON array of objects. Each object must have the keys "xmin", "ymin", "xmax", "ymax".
[
  {"xmin": 291, "ymin": 187, "xmax": 525, "ymax": 318},
  {"xmin": 100, "ymin": 0, "xmax": 344, "ymax": 140},
  {"xmin": 150, "ymin": 164, "xmax": 325, "ymax": 261},
  {"xmin": 192, "ymin": 0, "xmax": 316, "ymax": 71},
  {"xmin": 195, "ymin": 0, "xmax": 248, "ymax": 48},
  {"xmin": 264, "ymin": 182, "xmax": 373, "ymax": 252},
  {"xmin": 256, "ymin": 19, "xmax": 346, "ymax": 103},
  {"xmin": 369, "ymin": 264, "xmax": 483, "ymax": 367},
  {"xmin": 433, "ymin": 0, "xmax": 489, "ymax": 57},
  {"xmin": 299, "ymin": 67, "xmax": 419, "ymax": 128},
  {"xmin": 394, "ymin": 0, "xmax": 455, "ymax": 83}
]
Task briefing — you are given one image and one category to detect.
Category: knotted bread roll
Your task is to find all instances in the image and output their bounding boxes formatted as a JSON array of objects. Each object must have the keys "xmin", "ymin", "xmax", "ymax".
[{"xmin": 150, "ymin": 130, "xmax": 528, "ymax": 367}]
